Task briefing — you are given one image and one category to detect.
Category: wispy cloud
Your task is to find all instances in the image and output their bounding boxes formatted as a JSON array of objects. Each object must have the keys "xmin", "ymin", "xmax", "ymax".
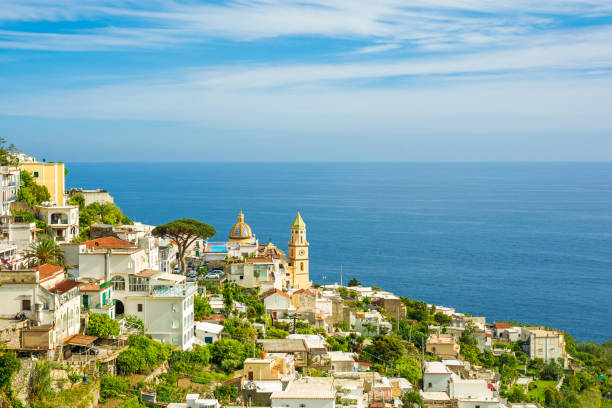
[{"xmin": 1, "ymin": 0, "xmax": 611, "ymax": 52}]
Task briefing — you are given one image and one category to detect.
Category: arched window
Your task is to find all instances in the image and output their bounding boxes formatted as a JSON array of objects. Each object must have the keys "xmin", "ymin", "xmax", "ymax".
[
  {"xmin": 111, "ymin": 276, "xmax": 125, "ymax": 291},
  {"xmin": 300, "ymin": 262, "xmax": 304, "ymax": 272}
]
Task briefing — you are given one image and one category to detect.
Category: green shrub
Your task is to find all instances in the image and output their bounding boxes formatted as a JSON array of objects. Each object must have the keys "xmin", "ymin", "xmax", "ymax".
[{"xmin": 100, "ymin": 374, "xmax": 130, "ymax": 399}]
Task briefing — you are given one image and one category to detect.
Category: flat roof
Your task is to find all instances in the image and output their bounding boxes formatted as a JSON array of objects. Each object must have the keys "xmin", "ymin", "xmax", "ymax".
[
  {"xmin": 424, "ymin": 361, "xmax": 452, "ymax": 374},
  {"xmin": 420, "ymin": 391, "xmax": 450, "ymax": 401},
  {"xmin": 258, "ymin": 339, "xmax": 308, "ymax": 353},
  {"xmin": 64, "ymin": 334, "xmax": 98, "ymax": 346},
  {"xmin": 271, "ymin": 378, "xmax": 335, "ymax": 400}
]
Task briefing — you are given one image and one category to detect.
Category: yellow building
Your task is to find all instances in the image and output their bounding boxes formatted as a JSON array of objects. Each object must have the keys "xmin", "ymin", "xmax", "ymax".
[
  {"xmin": 20, "ymin": 161, "xmax": 65, "ymax": 206},
  {"xmin": 286, "ymin": 211, "xmax": 311, "ymax": 289},
  {"xmin": 426, "ymin": 334, "xmax": 461, "ymax": 358}
]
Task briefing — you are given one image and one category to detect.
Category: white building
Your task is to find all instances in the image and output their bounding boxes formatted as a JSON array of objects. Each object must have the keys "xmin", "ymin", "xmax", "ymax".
[
  {"xmin": 195, "ymin": 321, "xmax": 224, "ymax": 344},
  {"xmin": 1, "ymin": 221, "xmax": 37, "ymax": 251},
  {"xmin": 227, "ymin": 257, "xmax": 284, "ymax": 292},
  {"xmin": 0, "ymin": 166, "xmax": 19, "ymax": 222},
  {"xmin": 73, "ymin": 237, "xmax": 195, "ymax": 350},
  {"xmin": 263, "ymin": 289, "xmax": 296, "ymax": 320},
  {"xmin": 271, "ymin": 377, "xmax": 336, "ymax": 408},
  {"xmin": 34, "ymin": 204, "xmax": 79, "ymax": 243},
  {"xmin": 327, "ymin": 351, "xmax": 358, "ymax": 373},
  {"xmin": 450, "ymin": 379, "xmax": 501, "ymax": 408},
  {"xmin": 0, "ymin": 264, "xmax": 81, "ymax": 352},
  {"xmin": 423, "ymin": 361, "xmax": 453, "ymax": 392},
  {"xmin": 117, "ymin": 272, "xmax": 196, "ymax": 350},
  {"xmin": 521, "ymin": 327, "xmax": 568, "ymax": 368},
  {"xmin": 167, "ymin": 394, "xmax": 220, "ymax": 408},
  {"xmin": 354, "ymin": 310, "xmax": 392, "ymax": 335}
]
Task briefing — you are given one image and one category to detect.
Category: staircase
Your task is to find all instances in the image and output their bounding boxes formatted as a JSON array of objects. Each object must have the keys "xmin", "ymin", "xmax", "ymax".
[{"xmin": 86, "ymin": 361, "xmax": 97, "ymax": 377}]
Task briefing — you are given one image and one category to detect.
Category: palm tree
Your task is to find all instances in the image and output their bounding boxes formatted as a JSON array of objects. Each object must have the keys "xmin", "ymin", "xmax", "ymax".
[{"xmin": 24, "ymin": 239, "xmax": 65, "ymax": 268}]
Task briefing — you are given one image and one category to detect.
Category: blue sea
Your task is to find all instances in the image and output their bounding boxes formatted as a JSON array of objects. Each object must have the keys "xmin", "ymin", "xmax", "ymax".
[{"xmin": 67, "ymin": 162, "xmax": 612, "ymax": 343}]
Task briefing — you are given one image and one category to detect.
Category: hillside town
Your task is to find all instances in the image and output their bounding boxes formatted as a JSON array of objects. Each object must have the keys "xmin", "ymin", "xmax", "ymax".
[{"xmin": 0, "ymin": 143, "xmax": 610, "ymax": 408}]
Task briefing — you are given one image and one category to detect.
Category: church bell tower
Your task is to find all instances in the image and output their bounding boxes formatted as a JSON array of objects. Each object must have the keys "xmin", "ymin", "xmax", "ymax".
[{"xmin": 288, "ymin": 211, "xmax": 310, "ymax": 288}]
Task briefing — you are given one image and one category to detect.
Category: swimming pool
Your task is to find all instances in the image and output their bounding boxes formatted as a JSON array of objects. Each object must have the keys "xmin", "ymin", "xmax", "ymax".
[{"xmin": 209, "ymin": 245, "xmax": 228, "ymax": 253}]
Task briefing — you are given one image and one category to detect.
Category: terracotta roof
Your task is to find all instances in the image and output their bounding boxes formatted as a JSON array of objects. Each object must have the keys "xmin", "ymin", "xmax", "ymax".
[
  {"xmin": 64, "ymin": 334, "xmax": 97, "ymax": 346},
  {"xmin": 33, "ymin": 264, "xmax": 64, "ymax": 281},
  {"xmin": 494, "ymin": 322, "xmax": 510, "ymax": 329},
  {"xmin": 84, "ymin": 236, "xmax": 135, "ymax": 249},
  {"xmin": 208, "ymin": 315, "xmax": 226, "ymax": 323},
  {"xmin": 52, "ymin": 280, "xmax": 80, "ymax": 294},
  {"xmin": 135, "ymin": 269, "xmax": 158, "ymax": 278},
  {"xmin": 79, "ymin": 283, "xmax": 101, "ymax": 292},
  {"xmin": 293, "ymin": 289, "xmax": 315, "ymax": 297},
  {"xmin": 263, "ymin": 289, "xmax": 291, "ymax": 299}
]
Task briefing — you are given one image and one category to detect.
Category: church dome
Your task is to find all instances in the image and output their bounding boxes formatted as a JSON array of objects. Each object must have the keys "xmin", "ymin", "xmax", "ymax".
[{"xmin": 229, "ymin": 211, "xmax": 253, "ymax": 241}]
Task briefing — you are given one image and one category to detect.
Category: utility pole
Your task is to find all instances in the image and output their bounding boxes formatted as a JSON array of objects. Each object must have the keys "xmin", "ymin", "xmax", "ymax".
[{"xmin": 340, "ymin": 264, "xmax": 343, "ymax": 287}]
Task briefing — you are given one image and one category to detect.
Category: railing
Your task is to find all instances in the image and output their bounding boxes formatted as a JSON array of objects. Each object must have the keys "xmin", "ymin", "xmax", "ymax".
[{"xmin": 149, "ymin": 282, "xmax": 197, "ymax": 297}]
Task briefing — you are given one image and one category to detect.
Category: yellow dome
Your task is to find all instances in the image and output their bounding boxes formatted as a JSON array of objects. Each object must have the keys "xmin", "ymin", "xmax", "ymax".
[{"xmin": 229, "ymin": 211, "xmax": 253, "ymax": 241}]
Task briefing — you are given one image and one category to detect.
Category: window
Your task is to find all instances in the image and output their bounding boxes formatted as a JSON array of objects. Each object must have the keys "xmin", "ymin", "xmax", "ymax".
[
  {"xmin": 300, "ymin": 262, "xmax": 304, "ymax": 271},
  {"xmin": 129, "ymin": 276, "xmax": 148, "ymax": 292},
  {"xmin": 172, "ymin": 337, "xmax": 179, "ymax": 346},
  {"xmin": 137, "ymin": 304, "xmax": 143, "ymax": 312},
  {"xmin": 33, "ymin": 171, "xmax": 39, "ymax": 178},
  {"xmin": 111, "ymin": 276, "xmax": 125, "ymax": 291},
  {"xmin": 172, "ymin": 303, "xmax": 177, "ymax": 313},
  {"xmin": 428, "ymin": 382, "xmax": 432, "ymax": 389},
  {"xmin": 22, "ymin": 299, "xmax": 31, "ymax": 311}
]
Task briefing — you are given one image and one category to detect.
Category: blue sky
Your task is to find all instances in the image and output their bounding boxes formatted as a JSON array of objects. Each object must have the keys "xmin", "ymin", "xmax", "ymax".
[{"xmin": 1, "ymin": 0, "xmax": 612, "ymax": 161}]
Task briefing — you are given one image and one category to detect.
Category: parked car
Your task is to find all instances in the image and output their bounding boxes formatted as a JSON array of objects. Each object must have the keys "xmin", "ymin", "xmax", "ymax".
[{"xmin": 205, "ymin": 272, "xmax": 222, "ymax": 279}]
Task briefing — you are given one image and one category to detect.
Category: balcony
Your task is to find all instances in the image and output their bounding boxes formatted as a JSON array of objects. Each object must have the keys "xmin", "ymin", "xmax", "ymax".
[{"xmin": 148, "ymin": 282, "xmax": 196, "ymax": 298}]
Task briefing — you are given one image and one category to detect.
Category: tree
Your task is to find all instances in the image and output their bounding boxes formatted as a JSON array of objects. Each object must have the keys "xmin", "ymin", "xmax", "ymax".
[
  {"xmin": 0, "ymin": 138, "xmax": 17, "ymax": 166},
  {"xmin": 124, "ymin": 315, "xmax": 145, "ymax": 334},
  {"xmin": 544, "ymin": 387, "xmax": 562, "ymax": 406},
  {"xmin": 401, "ymin": 390, "xmax": 424, "ymax": 408},
  {"xmin": 266, "ymin": 327, "xmax": 289, "ymax": 339},
  {"xmin": 211, "ymin": 339, "xmax": 247, "ymax": 368},
  {"xmin": 194, "ymin": 295, "xmax": 213, "ymax": 320},
  {"xmin": 396, "ymin": 356, "xmax": 422, "ymax": 386},
  {"xmin": 364, "ymin": 335, "xmax": 405, "ymax": 367},
  {"xmin": 507, "ymin": 386, "xmax": 525, "ymax": 403},
  {"xmin": 223, "ymin": 317, "xmax": 255, "ymax": 342},
  {"xmin": 222, "ymin": 282, "xmax": 235, "ymax": 316},
  {"xmin": 0, "ymin": 348, "xmax": 20, "ymax": 391},
  {"xmin": 152, "ymin": 219, "xmax": 216, "ymax": 273},
  {"xmin": 17, "ymin": 170, "xmax": 51, "ymax": 207},
  {"xmin": 87, "ymin": 313, "xmax": 120, "ymax": 337},
  {"xmin": 539, "ymin": 360, "xmax": 563, "ymax": 380},
  {"xmin": 214, "ymin": 385, "xmax": 238, "ymax": 402},
  {"xmin": 79, "ymin": 201, "xmax": 133, "ymax": 228},
  {"xmin": 67, "ymin": 193, "xmax": 85, "ymax": 209},
  {"xmin": 348, "ymin": 277, "xmax": 361, "ymax": 287},
  {"xmin": 117, "ymin": 348, "xmax": 147, "ymax": 374},
  {"xmin": 24, "ymin": 238, "xmax": 65, "ymax": 267}
]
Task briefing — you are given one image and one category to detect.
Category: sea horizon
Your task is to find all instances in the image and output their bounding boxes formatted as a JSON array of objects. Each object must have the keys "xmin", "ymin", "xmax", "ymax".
[{"xmin": 67, "ymin": 161, "xmax": 612, "ymax": 343}]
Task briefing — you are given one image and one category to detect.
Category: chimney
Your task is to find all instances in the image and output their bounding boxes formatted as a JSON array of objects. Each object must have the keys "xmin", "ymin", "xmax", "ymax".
[{"xmin": 105, "ymin": 248, "xmax": 112, "ymax": 281}]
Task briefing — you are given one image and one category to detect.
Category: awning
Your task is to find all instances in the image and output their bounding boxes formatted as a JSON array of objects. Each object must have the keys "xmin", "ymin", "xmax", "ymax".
[{"xmin": 64, "ymin": 334, "xmax": 98, "ymax": 346}]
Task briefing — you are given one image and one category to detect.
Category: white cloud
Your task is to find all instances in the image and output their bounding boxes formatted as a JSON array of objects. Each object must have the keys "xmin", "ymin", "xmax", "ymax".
[{"xmin": 0, "ymin": 0, "xmax": 611, "ymax": 52}]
